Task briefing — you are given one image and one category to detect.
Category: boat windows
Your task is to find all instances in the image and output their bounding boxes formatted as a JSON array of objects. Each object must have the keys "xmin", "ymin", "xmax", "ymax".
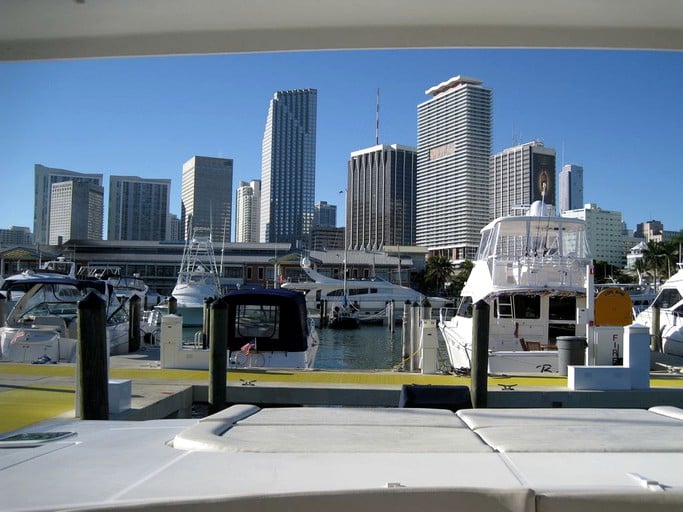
[
  {"xmin": 549, "ymin": 296, "xmax": 577, "ymax": 321},
  {"xmin": 653, "ymin": 288, "xmax": 682, "ymax": 309},
  {"xmin": 456, "ymin": 296, "xmax": 473, "ymax": 318},
  {"xmin": 235, "ymin": 304, "xmax": 279, "ymax": 339},
  {"xmin": 504, "ymin": 295, "xmax": 540, "ymax": 319}
]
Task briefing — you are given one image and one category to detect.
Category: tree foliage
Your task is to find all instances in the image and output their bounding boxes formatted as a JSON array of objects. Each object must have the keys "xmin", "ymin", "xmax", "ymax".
[{"xmin": 424, "ymin": 255, "xmax": 455, "ymax": 295}]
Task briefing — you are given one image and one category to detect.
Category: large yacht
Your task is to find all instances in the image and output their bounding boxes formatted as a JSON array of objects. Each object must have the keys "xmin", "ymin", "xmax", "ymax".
[
  {"xmin": 439, "ymin": 201, "xmax": 593, "ymax": 374},
  {"xmin": 282, "ymin": 257, "xmax": 434, "ymax": 324}
]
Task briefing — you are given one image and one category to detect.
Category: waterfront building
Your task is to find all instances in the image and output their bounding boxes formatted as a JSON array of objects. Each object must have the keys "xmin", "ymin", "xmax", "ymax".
[
  {"xmin": 314, "ymin": 201, "xmax": 337, "ymax": 228},
  {"xmin": 108, "ymin": 175, "xmax": 170, "ymax": 241},
  {"xmin": 0, "ymin": 226, "xmax": 34, "ymax": 247},
  {"xmin": 181, "ymin": 156, "xmax": 233, "ymax": 243},
  {"xmin": 0, "ymin": 239, "xmax": 420, "ymax": 297},
  {"xmin": 490, "ymin": 140, "xmax": 557, "ymax": 219},
  {"xmin": 559, "ymin": 163, "xmax": 584, "ymax": 213},
  {"xmin": 48, "ymin": 180, "xmax": 104, "ymax": 245},
  {"xmin": 235, "ymin": 180, "xmax": 261, "ymax": 243},
  {"xmin": 347, "ymin": 144, "xmax": 417, "ymax": 251},
  {"xmin": 260, "ymin": 89, "xmax": 317, "ymax": 247},
  {"xmin": 416, "ymin": 76, "xmax": 492, "ymax": 261},
  {"xmin": 563, "ymin": 203, "xmax": 624, "ymax": 267},
  {"xmin": 34, "ymin": 164, "xmax": 102, "ymax": 245},
  {"xmin": 626, "ymin": 240, "xmax": 648, "ymax": 269}
]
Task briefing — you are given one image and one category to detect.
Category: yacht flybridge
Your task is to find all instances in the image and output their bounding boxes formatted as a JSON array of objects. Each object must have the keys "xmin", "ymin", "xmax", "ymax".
[{"xmin": 439, "ymin": 201, "xmax": 593, "ymax": 374}]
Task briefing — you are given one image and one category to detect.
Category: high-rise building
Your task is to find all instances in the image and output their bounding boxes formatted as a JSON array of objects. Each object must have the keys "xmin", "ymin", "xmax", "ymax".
[
  {"xmin": 235, "ymin": 180, "xmax": 261, "ymax": 243},
  {"xmin": 167, "ymin": 213, "xmax": 181, "ymax": 241},
  {"xmin": 0, "ymin": 226, "xmax": 34, "ymax": 246},
  {"xmin": 635, "ymin": 220, "xmax": 666, "ymax": 242},
  {"xmin": 260, "ymin": 89, "xmax": 317, "ymax": 247},
  {"xmin": 416, "ymin": 76, "xmax": 492, "ymax": 261},
  {"xmin": 48, "ymin": 180, "xmax": 103, "ymax": 245},
  {"xmin": 347, "ymin": 144, "xmax": 417, "ymax": 251},
  {"xmin": 563, "ymin": 203, "xmax": 624, "ymax": 267},
  {"xmin": 34, "ymin": 164, "xmax": 102, "ymax": 244},
  {"xmin": 490, "ymin": 141, "xmax": 557, "ymax": 219},
  {"xmin": 108, "ymin": 175, "xmax": 170, "ymax": 241},
  {"xmin": 559, "ymin": 163, "xmax": 584, "ymax": 213},
  {"xmin": 313, "ymin": 201, "xmax": 337, "ymax": 229},
  {"xmin": 181, "ymin": 156, "xmax": 233, "ymax": 243}
]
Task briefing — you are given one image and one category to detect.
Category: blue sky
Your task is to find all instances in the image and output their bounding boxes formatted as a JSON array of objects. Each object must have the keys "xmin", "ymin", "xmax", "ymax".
[{"xmin": 1, "ymin": 48, "xmax": 681, "ymax": 239}]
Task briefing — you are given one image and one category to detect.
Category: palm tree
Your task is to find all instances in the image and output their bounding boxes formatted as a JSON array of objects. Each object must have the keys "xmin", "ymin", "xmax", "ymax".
[
  {"xmin": 424, "ymin": 254, "xmax": 455, "ymax": 296},
  {"xmin": 643, "ymin": 241, "xmax": 671, "ymax": 290},
  {"xmin": 449, "ymin": 260, "xmax": 474, "ymax": 297}
]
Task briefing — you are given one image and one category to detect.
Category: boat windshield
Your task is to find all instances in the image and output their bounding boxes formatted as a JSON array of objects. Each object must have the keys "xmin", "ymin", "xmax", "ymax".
[
  {"xmin": 12, "ymin": 283, "xmax": 86, "ymax": 322},
  {"xmin": 481, "ymin": 218, "xmax": 590, "ymax": 260}
]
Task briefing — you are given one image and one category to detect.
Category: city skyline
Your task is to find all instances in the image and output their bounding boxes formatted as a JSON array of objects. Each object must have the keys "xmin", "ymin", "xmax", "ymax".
[{"xmin": 1, "ymin": 49, "xmax": 681, "ymax": 237}]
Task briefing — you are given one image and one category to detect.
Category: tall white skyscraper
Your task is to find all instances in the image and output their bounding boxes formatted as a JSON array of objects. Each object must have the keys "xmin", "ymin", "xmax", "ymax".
[
  {"xmin": 490, "ymin": 141, "xmax": 557, "ymax": 219},
  {"xmin": 559, "ymin": 164, "xmax": 584, "ymax": 213},
  {"xmin": 260, "ymin": 89, "xmax": 317, "ymax": 247},
  {"xmin": 181, "ymin": 156, "xmax": 233, "ymax": 242},
  {"xmin": 235, "ymin": 180, "xmax": 261, "ymax": 243},
  {"xmin": 48, "ymin": 180, "xmax": 103, "ymax": 245},
  {"xmin": 108, "ymin": 175, "xmax": 171, "ymax": 241},
  {"xmin": 416, "ymin": 76, "xmax": 492, "ymax": 261},
  {"xmin": 34, "ymin": 164, "xmax": 102, "ymax": 244}
]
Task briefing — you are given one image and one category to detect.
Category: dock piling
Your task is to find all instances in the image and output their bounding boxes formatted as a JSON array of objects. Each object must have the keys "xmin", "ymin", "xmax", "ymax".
[
  {"xmin": 128, "ymin": 294, "xmax": 141, "ymax": 352},
  {"xmin": 208, "ymin": 297, "xmax": 228, "ymax": 414},
  {"xmin": 471, "ymin": 300, "xmax": 489, "ymax": 408},
  {"xmin": 77, "ymin": 291, "xmax": 109, "ymax": 420}
]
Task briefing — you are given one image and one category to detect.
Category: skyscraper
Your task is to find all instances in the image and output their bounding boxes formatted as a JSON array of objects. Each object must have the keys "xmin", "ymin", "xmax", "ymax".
[
  {"xmin": 235, "ymin": 180, "xmax": 261, "ymax": 243},
  {"xmin": 48, "ymin": 180, "xmax": 103, "ymax": 245},
  {"xmin": 416, "ymin": 76, "xmax": 492, "ymax": 261},
  {"xmin": 490, "ymin": 141, "xmax": 557, "ymax": 219},
  {"xmin": 181, "ymin": 156, "xmax": 233, "ymax": 243},
  {"xmin": 347, "ymin": 144, "xmax": 417, "ymax": 251},
  {"xmin": 260, "ymin": 89, "xmax": 317, "ymax": 247},
  {"xmin": 559, "ymin": 163, "xmax": 584, "ymax": 213},
  {"xmin": 108, "ymin": 175, "xmax": 171, "ymax": 241},
  {"xmin": 34, "ymin": 164, "xmax": 102, "ymax": 244},
  {"xmin": 313, "ymin": 201, "xmax": 337, "ymax": 228}
]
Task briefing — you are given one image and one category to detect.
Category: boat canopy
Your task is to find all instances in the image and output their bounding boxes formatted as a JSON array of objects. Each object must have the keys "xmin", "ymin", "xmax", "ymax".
[
  {"xmin": 477, "ymin": 216, "xmax": 591, "ymax": 261},
  {"xmin": 224, "ymin": 289, "xmax": 310, "ymax": 353}
]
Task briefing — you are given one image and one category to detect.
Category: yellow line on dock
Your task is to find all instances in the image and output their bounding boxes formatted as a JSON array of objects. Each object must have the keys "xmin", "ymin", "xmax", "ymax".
[{"xmin": 0, "ymin": 385, "xmax": 74, "ymax": 434}]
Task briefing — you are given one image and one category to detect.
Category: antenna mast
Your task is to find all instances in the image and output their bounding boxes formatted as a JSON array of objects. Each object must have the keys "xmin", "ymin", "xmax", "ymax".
[{"xmin": 375, "ymin": 88, "xmax": 380, "ymax": 145}]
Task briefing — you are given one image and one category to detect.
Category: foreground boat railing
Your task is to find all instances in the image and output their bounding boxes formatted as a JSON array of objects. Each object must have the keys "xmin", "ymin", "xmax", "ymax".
[{"xmin": 488, "ymin": 255, "xmax": 591, "ymax": 290}]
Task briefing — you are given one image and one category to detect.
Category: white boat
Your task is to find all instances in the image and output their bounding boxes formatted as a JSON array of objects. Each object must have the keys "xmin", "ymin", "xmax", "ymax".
[
  {"xmin": 282, "ymin": 257, "xmax": 438, "ymax": 324},
  {"xmin": 328, "ymin": 300, "xmax": 361, "ymax": 329},
  {"xmin": 163, "ymin": 227, "xmax": 222, "ymax": 327},
  {"xmin": 159, "ymin": 288, "xmax": 319, "ymax": 370},
  {"xmin": 77, "ymin": 265, "xmax": 149, "ymax": 306},
  {"xmin": 0, "ymin": 275, "xmax": 131, "ymax": 363},
  {"xmin": 0, "ymin": 258, "xmax": 77, "ymax": 311},
  {"xmin": 634, "ymin": 264, "xmax": 683, "ymax": 357},
  {"xmin": 439, "ymin": 201, "xmax": 593, "ymax": 374},
  {"xmin": 2, "ymin": 404, "xmax": 683, "ymax": 511}
]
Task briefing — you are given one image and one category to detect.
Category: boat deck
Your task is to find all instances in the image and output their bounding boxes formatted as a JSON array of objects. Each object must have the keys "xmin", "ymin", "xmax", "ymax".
[{"xmin": 1, "ymin": 403, "xmax": 683, "ymax": 511}]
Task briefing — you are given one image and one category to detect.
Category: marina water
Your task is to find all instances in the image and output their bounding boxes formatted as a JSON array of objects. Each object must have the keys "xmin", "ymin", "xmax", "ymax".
[{"xmin": 183, "ymin": 324, "xmax": 449, "ymax": 371}]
